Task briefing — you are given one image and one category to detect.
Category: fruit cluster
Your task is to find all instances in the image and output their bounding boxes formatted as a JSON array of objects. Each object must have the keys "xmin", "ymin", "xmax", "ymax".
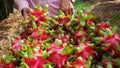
[{"xmin": 0, "ymin": 5, "xmax": 120, "ymax": 68}]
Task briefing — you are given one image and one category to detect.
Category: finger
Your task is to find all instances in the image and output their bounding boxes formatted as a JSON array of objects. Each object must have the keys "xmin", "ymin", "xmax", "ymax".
[
  {"xmin": 68, "ymin": 8, "xmax": 72, "ymax": 15},
  {"xmin": 70, "ymin": 8, "xmax": 74, "ymax": 15},
  {"xmin": 65, "ymin": 8, "xmax": 69, "ymax": 16},
  {"xmin": 23, "ymin": 11, "xmax": 29, "ymax": 20},
  {"xmin": 22, "ymin": 8, "xmax": 30, "ymax": 19},
  {"xmin": 66, "ymin": 10, "xmax": 69, "ymax": 16},
  {"xmin": 62, "ymin": 9, "xmax": 67, "ymax": 16},
  {"xmin": 24, "ymin": 14, "xmax": 29, "ymax": 20}
]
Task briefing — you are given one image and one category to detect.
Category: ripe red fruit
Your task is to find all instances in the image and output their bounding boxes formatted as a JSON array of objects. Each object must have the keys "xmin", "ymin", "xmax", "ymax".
[
  {"xmin": 0, "ymin": 61, "xmax": 16, "ymax": 68},
  {"xmin": 24, "ymin": 56, "xmax": 48, "ymax": 68},
  {"xmin": 48, "ymin": 52, "xmax": 67, "ymax": 68},
  {"xmin": 75, "ymin": 45, "xmax": 94, "ymax": 59}
]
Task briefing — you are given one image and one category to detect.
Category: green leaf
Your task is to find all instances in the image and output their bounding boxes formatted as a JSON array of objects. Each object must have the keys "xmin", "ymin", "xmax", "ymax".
[
  {"xmin": 112, "ymin": 59, "xmax": 120, "ymax": 66},
  {"xmin": 43, "ymin": 64, "xmax": 52, "ymax": 68},
  {"xmin": 42, "ymin": 51, "xmax": 48, "ymax": 58},
  {"xmin": 38, "ymin": 30, "xmax": 42, "ymax": 36},
  {"xmin": 42, "ymin": 38, "xmax": 52, "ymax": 44},
  {"xmin": 92, "ymin": 64, "xmax": 103, "ymax": 68},
  {"xmin": 55, "ymin": 39, "xmax": 62, "ymax": 45},
  {"xmin": 58, "ymin": 27, "xmax": 64, "ymax": 34},
  {"xmin": 84, "ymin": 60, "xmax": 91, "ymax": 68},
  {"xmin": 58, "ymin": 10, "xmax": 64, "ymax": 17},
  {"xmin": 4, "ymin": 52, "xmax": 12, "ymax": 64},
  {"xmin": 96, "ymin": 65, "xmax": 103, "ymax": 68},
  {"xmin": 70, "ymin": 39, "xmax": 75, "ymax": 44},
  {"xmin": 51, "ymin": 19, "xmax": 59, "ymax": 25},
  {"xmin": 12, "ymin": 57, "xmax": 21, "ymax": 64},
  {"xmin": 20, "ymin": 62, "xmax": 29, "ymax": 68},
  {"xmin": 105, "ymin": 28, "xmax": 113, "ymax": 36},
  {"xmin": 22, "ymin": 20, "xmax": 30, "ymax": 24},
  {"xmin": 68, "ymin": 55, "xmax": 77, "ymax": 62},
  {"xmin": 46, "ymin": 30, "xmax": 55, "ymax": 35},
  {"xmin": 36, "ymin": 4, "xmax": 42, "ymax": 11},
  {"xmin": 33, "ymin": 46, "xmax": 40, "ymax": 52},
  {"xmin": 51, "ymin": 16, "xmax": 58, "ymax": 19},
  {"xmin": 107, "ymin": 61, "xmax": 112, "ymax": 68},
  {"xmin": 80, "ymin": 16, "xmax": 86, "ymax": 27},
  {"xmin": 40, "ymin": 22, "xmax": 49, "ymax": 28},
  {"xmin": 99, "ymin": 30, "xmax": 106, "ymax": 36},
  {"xmin": 71, "ymin": 48, "xmax": 77, "ymax": 54},
  {"xmin": 45, "ymin": 17, "xmax": 52, "ymax": 21},
  {"xmin": 73, "ymin": 66, "xmax": 79, "ymax": 68},
  {"xmin": 85, "ymin": 14, "xmax": 95, "ymax": 20},
  {"xmin": 27, "ymin": 47, "xmax": 33, "ymax": 58},
  {"xmin": 41, "ymin": 43, "xmax": 50, "ymax": 49},
  {"xmin": 32, "ymin": 21, "xmax": 37, "ymax": 29},
  {"xmin": 30, "ymin": 14, "xmax": 37, "ymax": 21},
  {"xmin": 71, "ymin": 18, "xmax": 78, "ymax": 24},
  {"xmin": 66, "ymin": 22, "xmax": 71, "ymax": 27},
  {"xmin": 19, "ymin": 51, "xmax": 28, "ymax": 58},
  {"xmin": 112, "ymin": 25, "xmax": 118, "ymax": 33},
  {"xmin": 61, "ymin": 47, "xmax": 71, "ymax": 55},
  {"xmin": 115, "ymin": 41, "xmax": 120, "ymax": 52},
  {"xmin": 27, "ymin": 37, "xmax": 32, "ymax": 42},
  {"xmin": 44, "ymin": 4, "xmax": 49, "ymax": 12},
  {"xmin": 93, "ymin": 37, "xmax": 103, "ymax": 44},
  {"xmin": 102, "ymin": 44, "xmax": 110, "ymax": 49},
  {"xmin": 61, "ymin": 47, "xmax": 76, "ymax": 55}
]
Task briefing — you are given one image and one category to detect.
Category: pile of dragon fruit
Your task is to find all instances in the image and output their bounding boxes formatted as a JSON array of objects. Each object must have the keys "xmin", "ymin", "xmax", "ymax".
[{"xmin": 0, "ymin": 5, "xmax": 120, "ymax": 68}]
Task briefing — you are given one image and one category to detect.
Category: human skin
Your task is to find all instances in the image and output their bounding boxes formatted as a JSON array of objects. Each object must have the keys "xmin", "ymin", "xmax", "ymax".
[{"xmin": 15, "ymin": 0, "xmax": 74, "ymax": 19}]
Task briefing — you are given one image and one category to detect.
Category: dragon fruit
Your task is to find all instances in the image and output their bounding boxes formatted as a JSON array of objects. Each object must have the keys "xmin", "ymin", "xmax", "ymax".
[{"xmin": 1, "ymin": 4, "xmax": 120, "ymax": 68}]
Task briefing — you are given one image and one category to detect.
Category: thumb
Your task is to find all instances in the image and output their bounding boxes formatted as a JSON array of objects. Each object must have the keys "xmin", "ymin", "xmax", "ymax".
[{"xmin": 22, "ymin": 8, "xmax": 30, "ymax": 20}]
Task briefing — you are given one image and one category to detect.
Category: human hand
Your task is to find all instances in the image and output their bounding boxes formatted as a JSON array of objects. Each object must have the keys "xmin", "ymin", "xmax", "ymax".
[
  {"xmin": 60, "ymin": 0, "xmax": 74, "ymax": 16},
  {"xmin": 22, "ymin": 8, "xmax": 30, "ymax": 20}
]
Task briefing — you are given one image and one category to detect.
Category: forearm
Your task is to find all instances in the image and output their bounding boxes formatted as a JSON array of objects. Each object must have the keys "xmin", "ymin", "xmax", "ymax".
[
  {"xmin": 14, "ymin": 0, "xmax": 30, "ymax": 12},
  {"xmin": 61, "ymin": 0, "xmax": 75, "ymax": 3},
  {"xmin": 71, "ymin": 0, "xmax": 76, "ymax": 3},
  {"xmin": 61, "ymin": 0, "xmax": 74, "ymax": 15}
]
